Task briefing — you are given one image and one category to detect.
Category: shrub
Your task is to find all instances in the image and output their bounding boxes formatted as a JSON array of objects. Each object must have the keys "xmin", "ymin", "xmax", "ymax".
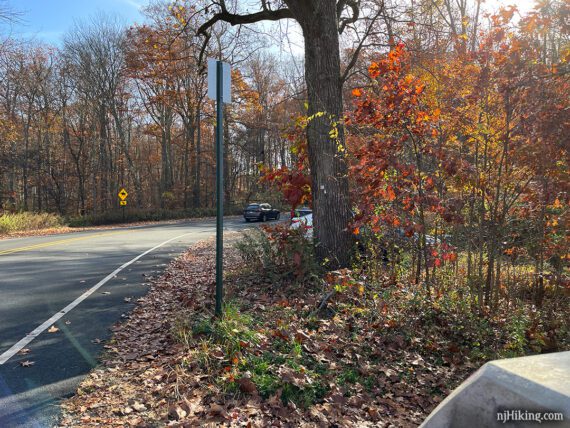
[
  {"xmin": 67, "ymin": 208, "xmax": 217, "ymax": 227},
  {"xmin": 236, "ymin": 224, "xmax": 320, "ymax": 282},
  {"xmin": 0, "ymin": 212, "xmax": 64, "ymax": 234}
]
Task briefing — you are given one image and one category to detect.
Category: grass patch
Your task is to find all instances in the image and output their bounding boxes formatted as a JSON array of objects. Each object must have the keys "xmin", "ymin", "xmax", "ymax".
[{"xmin": 0, "ymin": 212, "xmax": 64, "ymax": 234}]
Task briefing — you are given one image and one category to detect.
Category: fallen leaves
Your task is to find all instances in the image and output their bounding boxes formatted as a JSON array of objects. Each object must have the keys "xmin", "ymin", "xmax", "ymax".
[
  {"xmin": 168, "ymin": 404, "xmax": 187, "ymax": 420},
  {"xmin": 48, "ymin": 325, "xmax": 59, "ymax": 333},
  {"xmin": 20, "ymin": 360, "xmax": 35, "ymax": 367},
  {"xmin": 236, "ymin": 377, "xmax": 257, "ymax": 395}
]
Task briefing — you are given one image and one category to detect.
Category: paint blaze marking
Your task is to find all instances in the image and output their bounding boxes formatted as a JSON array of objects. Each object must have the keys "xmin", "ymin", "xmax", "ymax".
[{"xmin": 0, "ymin": 232, "xmax": 193, "ymax": 365}]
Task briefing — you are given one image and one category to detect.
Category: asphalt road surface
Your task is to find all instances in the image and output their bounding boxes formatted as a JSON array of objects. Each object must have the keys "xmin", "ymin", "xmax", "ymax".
[{"xmin": 0, "ymin": 217, "xmax": 258, "ymax": 427}]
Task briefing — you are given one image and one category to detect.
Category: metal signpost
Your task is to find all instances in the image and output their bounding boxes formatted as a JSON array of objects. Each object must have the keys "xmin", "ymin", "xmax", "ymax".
[
  {"xmin": 118, "ymin": 188, "xmax": 128, "ymax": 222},
  {"xmin": 208, "ymin": 58, "xmax": 231, "ymax": 317}
]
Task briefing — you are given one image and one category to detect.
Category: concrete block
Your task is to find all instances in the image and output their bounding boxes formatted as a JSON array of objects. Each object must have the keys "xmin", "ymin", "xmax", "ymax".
[{"xmin": 420, "ymin": 351, "xmax": 570, "ymax": 427}]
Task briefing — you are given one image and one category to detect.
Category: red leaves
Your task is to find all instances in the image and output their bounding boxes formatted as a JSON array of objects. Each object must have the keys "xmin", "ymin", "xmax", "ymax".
[
  {"xmin": 259, "ymin": 126, "xmax": 312, "ymax": 208},
  {"xmin": 350, "ymin": 45, "xmax": 450, "ymax": 239}
]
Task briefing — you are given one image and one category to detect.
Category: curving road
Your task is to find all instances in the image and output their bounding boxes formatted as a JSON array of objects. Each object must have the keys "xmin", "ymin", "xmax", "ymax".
[{"xmin": 0, "ymin": 217, "xmax": 256, "ymax": 427}]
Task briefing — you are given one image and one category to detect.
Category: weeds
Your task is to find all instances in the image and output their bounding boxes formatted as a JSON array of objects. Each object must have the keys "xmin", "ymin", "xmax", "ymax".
[
  {"xmin": 67, "ymin": 208, "xmax": 218, "ymax": 227},
  {"xmin": 0, "ymin": 212, "xmax": 64, "ymax": 234},
  {"xmin": 236, "ymin": 224, "xmax": 321, "ymax": 283}
]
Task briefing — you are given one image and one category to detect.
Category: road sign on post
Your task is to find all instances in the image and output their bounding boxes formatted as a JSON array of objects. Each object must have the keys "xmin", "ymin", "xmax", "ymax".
[
  {"xmin": 208, "ymin": 58, "xmax": 231, "ymax": 317},
  {"xmin": 118, "ymin": 188, "xmax": 128, "ymax": 222}
]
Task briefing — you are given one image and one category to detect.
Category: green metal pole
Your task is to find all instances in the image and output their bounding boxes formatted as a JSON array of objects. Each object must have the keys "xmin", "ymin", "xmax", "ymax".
[{"xmin": 215, "ymin": 60, "xmax": 224, "ymax": 317}]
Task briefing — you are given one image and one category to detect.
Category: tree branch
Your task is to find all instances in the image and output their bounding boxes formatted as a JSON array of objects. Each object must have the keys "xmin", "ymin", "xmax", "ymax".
[
  {"xmin": 196, "ymin": 2, "xmax": 293, "ymax": 66},
  {"xmin": 197, "ymin": 6, "xmax": 293, "ymax": 37},
  {"xmin": 338, "ymin": 0, "xmax": 360, "ymax": 34},
  {"xmin": 341, "ymin": 4, "xmax": 383, "ymax": 84}
]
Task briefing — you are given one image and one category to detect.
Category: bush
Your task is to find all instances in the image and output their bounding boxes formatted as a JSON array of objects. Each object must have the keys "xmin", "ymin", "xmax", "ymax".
[
  {"xmin": 67, "ymin": 208, "xmax": 217, "ymax": 227},
  {"xmin": 0, "ymin": 212, "xmax": 64, "ymax": 234},
  {"xmin": 236, "ymin": 224, "xmax": 320, "ymax": 282}
]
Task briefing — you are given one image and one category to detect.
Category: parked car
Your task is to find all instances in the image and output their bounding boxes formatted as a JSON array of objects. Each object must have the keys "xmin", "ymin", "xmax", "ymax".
[
  {"xmin": 290, "ymin": 206, "xmax": 312, "ymax": 220},
  {"xmin": 290, "ymin": 213, "xmax": 313, "ymax": 238},
  {"xmin": 243, "ymin": 203, "xmax": 280, "ymax": 222}
]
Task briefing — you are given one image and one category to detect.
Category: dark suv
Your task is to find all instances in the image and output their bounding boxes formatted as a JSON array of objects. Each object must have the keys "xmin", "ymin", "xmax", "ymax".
[{"xmin": 243, "ymin": 203, "xmax": 280, "ymax": 222}]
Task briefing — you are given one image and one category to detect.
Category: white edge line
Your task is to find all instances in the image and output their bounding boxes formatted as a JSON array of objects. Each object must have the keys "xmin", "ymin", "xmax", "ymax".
[{"xmin": 0, "ymin": 232, "xmax": 194, "ymax": 365}]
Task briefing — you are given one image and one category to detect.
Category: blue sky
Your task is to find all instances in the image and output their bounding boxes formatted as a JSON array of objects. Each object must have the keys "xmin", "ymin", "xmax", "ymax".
[
  {"xmin": 10, "ymin": 0, "xmax": 145, "ymax": 45},
  {"xmin": 5, "ymin": 0, "xmax": 537, "ymax": 47}
]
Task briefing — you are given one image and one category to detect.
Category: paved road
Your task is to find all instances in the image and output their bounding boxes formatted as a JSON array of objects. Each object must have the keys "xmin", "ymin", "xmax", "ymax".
[{"xmin": 0, "ymin": 217, "xmax": 257, "ymax": 427}]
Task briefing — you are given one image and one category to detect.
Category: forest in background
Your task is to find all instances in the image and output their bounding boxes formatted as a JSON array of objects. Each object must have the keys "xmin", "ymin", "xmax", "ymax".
[{"xmin": 0, "ymin": 2, "xmax": 303, "ymax": 219}]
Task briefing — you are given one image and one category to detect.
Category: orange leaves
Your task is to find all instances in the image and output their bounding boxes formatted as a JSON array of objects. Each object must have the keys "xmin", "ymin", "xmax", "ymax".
[
  {"xmin": 350, "ymin": 45, "xmax": 447, "ymax": 238},
  {"xmin": 352, "ymin": 88, "xmax": 362, "ymax": 97},
  {"xmin": 368, "ymin": 62, "xmax": 381, "ymax": 79}
]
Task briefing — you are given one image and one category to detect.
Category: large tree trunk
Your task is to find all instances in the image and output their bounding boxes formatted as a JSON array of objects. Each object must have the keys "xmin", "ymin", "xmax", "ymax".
[{"xmin": 293, "ymin": 0, "xmax": 351, "ymax": 267}]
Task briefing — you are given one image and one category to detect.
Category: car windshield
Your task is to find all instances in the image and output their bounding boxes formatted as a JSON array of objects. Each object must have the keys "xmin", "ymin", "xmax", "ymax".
[
  {"xmin": 294, "ymin": 208, "xmax": 311, "ymax": 217},
  {"xmin": 246, "ymin": 204, "xmax": 259, "ymax": 209}
]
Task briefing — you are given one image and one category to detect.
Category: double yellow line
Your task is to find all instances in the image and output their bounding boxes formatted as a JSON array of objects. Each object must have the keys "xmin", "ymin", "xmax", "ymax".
[{"xmin": 0, "ymin": 231, "xmax": 125, "ymax": 256}]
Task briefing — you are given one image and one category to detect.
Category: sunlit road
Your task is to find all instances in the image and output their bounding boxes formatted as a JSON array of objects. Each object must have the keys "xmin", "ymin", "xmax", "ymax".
[{"xmin": 0, "ymin": 217, "xmax": 256, "ymax": 427}]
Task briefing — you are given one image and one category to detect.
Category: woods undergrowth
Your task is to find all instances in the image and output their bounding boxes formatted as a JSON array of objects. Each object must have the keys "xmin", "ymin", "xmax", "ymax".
[{"xmin": 0, "ymin": 211, "xmax": 64, "ymax": 234}]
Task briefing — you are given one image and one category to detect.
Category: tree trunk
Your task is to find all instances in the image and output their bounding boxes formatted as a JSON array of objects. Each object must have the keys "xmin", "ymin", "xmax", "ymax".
[
  {"xmin": 194, "ymin": 107, "xmax": 202, "ymax": 208},
  {"xmin": 294, "ymin": 0, "xmax": 351, "ymax": 267}
]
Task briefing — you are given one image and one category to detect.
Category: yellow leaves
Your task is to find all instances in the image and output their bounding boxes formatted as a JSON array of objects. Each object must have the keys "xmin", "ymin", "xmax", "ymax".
[
  {"xmin": 547, "ymin": 219, "xmax": 559, "ymax": 227},
  {"xmin": 552, "ymin": 198, "xmax": 563, "ymax": 209},
  {"xmin": 329, "ymin": 126, "xmax": 338, "ymax": 140},
  {"xmin": 306, "ymin": 111, "xmax": 325, "ymax": 122}
]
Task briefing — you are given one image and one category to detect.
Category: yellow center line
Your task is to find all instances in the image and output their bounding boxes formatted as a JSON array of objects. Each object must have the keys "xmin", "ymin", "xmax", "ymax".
[{"xmin": 0, "ymin": 231, "xmax": 126, "ymax": 256}]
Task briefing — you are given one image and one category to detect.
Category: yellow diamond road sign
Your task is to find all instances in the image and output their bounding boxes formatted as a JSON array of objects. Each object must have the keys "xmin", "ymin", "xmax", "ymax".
[{"xmin": 118, "ymin": 188, "xmax": 128, "ymax": 200}]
